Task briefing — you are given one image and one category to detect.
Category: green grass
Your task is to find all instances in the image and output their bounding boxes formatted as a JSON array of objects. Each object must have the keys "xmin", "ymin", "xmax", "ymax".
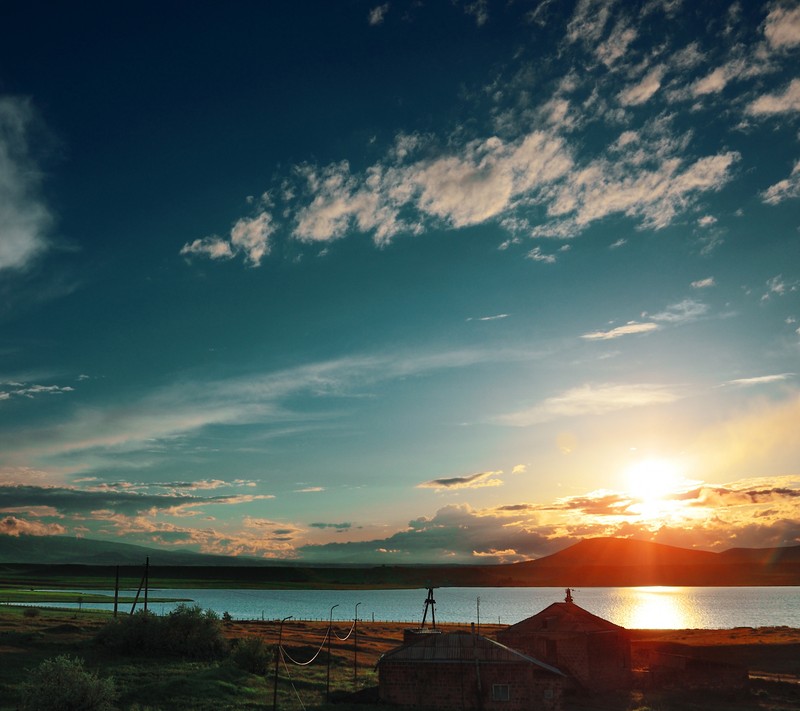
[
  {"xmin": 0, "ymin": 588, "xmax": 189, "ymax": 604},
  {"xmin": 0, "ymin": 606, "xmax": 378, "ymax": 711}
]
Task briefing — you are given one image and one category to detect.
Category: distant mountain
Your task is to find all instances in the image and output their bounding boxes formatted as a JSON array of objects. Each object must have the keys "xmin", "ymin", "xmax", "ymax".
[
  {"xmin": 495, "ymin": 537, "xmax": 800, "ymax": 586},
  {"xmin": 0, "ymin": 534, "xmax": 269, "ymax": 567},
  {"xmin": 1, "ymin": 534, "xmax": 798, "ymax": 586}
]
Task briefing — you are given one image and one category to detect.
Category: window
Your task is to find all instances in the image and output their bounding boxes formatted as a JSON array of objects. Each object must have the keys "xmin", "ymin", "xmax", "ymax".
[{"xmin": 492, "ymin": 684, "xmax": 510, "ymax": 701}]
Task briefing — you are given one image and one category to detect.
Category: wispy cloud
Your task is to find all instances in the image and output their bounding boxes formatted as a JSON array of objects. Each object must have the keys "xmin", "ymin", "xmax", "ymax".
[
  {"xmin": 691, "ymin": 277, "xmax": 715, "ymax": 289},
  {"xmin": 495, "ymin": 383, "xmax": 681, "ymax": 426},
  {"xmin": 368, "ymin": 3, "xmax": 389, "ymax": 26},
  {"xmin": 181, "ymin": 211, "xmax": 274, "ymax": 267},
  {"xmin": 723, "ymin": 373, "xmax": 794, "ymax": 388},
  {"xmin": 0, "ymin": 381, "xmax": 75, "ymax": 401},
  {"xmin": 746, "ymin": 78, "xmax": 800, "ymax": 116},
  {"xmin": 763, "ymin": 4, "xmax": 800, "ymax": 50},
  {"xmin": 0, "ymin": 97, "xmax": 52, "ymax": 271},
  {"xmin": 648, "ymin": 298, "xmax": 708, "ymax": 323},
  {"xmin": 581, "ymin": 321, "xmax": 659, "ymax": 340},
  {"xmin": 761, "ymin": 161, "xmax": 800, "ymax": 205},
  {"xmin": 618, "ymin": 65, "xmax": 665, "ymax": 105},
  {"xmin": 467, "ymin": 313, "xmax": 509, "ymax": 322},
  {"xmin": 417, "ymin": 470, "xmax": 504, "ymax": 491}
]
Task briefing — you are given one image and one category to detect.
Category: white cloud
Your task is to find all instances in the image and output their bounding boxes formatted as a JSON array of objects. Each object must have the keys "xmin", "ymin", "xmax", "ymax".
[
  {"xmin": 467, "ymin": 313, "xmax": 509, "ymax": 322},
  {"xmin": 544, "ymin": 150, "xmax": 739, "ymax": 233},
  {"xmin": 496, "ymin": 383, "xmax": 681, "ymax": 426},
  {"xmin": 526, "ymin": 246, "xmax": 556, "ymax": 263},
  {"xmin": 0, "ymin": 381, "xmax": 75, "ymax": 400},
  {"xmin": 618, "ymin": 65, "xmax": 666, "ymax": 106},
  {"xmin": 581, "ymin": 321, "xmax": 659, "ymax": 340},
  {"xmin": 0, "ymin": 97, "xmax": 52, "ymax": 271},
  {"xmin": 747, "ymin": 78, "xmax": 800, "ymax": 115},
  {"xmin": 763, "ymin": 4, "xmax": 800, "ymax": 50},
  {"xmin": 762, "ymin": 274, "xmax": 798, "ymax": 301},
  {"xmin": 724, "ymin": 373, "xmax": 794, "ymax": 387},
  {"xmin": 368, "ymin": 3, "xmax": 389, "ymax": 26},
  {"xmin": 649, "ymin": 298, "xmax": 708, "ymax": 323},
  {"xmin": 566, "ymin": 0, "xmax": 615, "ymax": 47},
  {"xmin": 697, "ymin": 215, "xmax": 717, "ymax": 227},
  {"xmin": 691, "ymin": 276, "xmax": 715, "ymax": 289},
  {"xmin": 417, "ymin": 470, "xmax": 503, "ymax": 491},
  {"xmin": 596, "ymin": 19, "xmax": 637, "ymax": 67},
  {"xmin": 181, "ymin": 210, "xmax": 274, "ymax": 266},
  {"xmin": 761, "ymin": 160, "xmax": 800, "ymax": 204}
]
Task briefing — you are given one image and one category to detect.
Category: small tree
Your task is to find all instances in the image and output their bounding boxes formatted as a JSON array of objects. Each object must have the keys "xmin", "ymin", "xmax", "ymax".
[
  {"xmin": 231, "ymin": 635, "xmax": 273, "ymax": 674},
  {"xmin": 19, "ymin": 655, "xmax": 117, "ymax": 711}
]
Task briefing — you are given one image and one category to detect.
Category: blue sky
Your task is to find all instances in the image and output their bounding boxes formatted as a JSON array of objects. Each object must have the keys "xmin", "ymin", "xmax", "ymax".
[{"xmin": 1, "ymin": 0, "xmax": 799, "ymax": 563}]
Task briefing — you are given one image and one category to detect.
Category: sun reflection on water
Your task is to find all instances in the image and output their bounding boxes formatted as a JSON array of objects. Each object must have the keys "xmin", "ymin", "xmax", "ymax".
[{"xmin": 619, "ymin": 587, "xmax": 696, "ymax": 629}]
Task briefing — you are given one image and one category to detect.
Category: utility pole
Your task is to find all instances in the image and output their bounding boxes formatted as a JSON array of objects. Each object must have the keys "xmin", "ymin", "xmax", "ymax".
[
  {"xmin": 272, "ymin": 616, "xmax": 292, "ymax": 711},
  {"xmin": 327, "ymin": 604, "xmax": 339, "ymax": 702},
  {"xmin": 354, "ymin": 602, "xmax": 362, "ymax": 688}
]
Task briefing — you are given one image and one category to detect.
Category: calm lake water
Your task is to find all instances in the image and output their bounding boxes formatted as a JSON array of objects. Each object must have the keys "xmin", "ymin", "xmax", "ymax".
[{"xmin": 16, "ymin": 586, "xmax": 800, "ymax": 629}]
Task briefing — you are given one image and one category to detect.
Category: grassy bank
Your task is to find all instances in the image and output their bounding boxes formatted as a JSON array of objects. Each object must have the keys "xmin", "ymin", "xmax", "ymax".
[{"xmin": 1, "ymin": 606, "xmax": 799, "ymax": 710}]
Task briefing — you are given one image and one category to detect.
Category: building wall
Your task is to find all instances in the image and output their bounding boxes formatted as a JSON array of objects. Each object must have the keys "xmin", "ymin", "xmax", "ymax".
[
  {"xmin": 378, "ymin": 660, "xmax": 563, "ymax": 711},
  {"xmin": 497, "ymin": 630, "xmax": 630, "ymax": 692}
]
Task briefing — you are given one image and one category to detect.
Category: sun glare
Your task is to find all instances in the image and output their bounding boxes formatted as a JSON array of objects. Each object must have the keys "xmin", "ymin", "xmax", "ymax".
[{"xmin": 624, "ymin": 458, "xmax": 685, "ymax": 510}]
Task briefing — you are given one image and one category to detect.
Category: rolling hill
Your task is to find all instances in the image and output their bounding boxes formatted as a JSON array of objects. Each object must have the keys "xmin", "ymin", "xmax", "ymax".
[{"xmin": 0, "ymin": 534, "xmax": 798, "ymax": 587}]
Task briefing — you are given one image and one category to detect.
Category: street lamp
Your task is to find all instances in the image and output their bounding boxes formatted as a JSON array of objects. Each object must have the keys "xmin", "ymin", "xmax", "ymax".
[
  {"xmin": 326, "ymin": 604, "xmax": 339, "ymax": 702},
  {"xmin": 354, "ymin": 602, "xmax": 362, "ymax": 688},
  {"xmin": 272, "ymin": 615, "xmax": 292, "ymax": 711}
]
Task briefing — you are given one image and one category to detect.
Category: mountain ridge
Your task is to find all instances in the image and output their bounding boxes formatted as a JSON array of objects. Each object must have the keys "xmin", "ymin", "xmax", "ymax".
[{"xmin": 1, "ymin": 534, "xmax": 798, "ymax": 587}]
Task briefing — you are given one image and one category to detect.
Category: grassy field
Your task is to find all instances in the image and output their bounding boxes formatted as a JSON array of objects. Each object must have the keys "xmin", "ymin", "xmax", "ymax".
[{"xmin": 1, "ymin": 606, "xmax": 799, "ymax": 710}]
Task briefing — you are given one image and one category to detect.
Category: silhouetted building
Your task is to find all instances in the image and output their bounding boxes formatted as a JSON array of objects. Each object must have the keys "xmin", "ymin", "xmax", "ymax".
[
  {"xmin": 497, "ymin": 599, "xmax": 631, "ymax": 692},
  {"xmin": 378, "ymin": 628, "xmax": 565, "ymax": 711}
]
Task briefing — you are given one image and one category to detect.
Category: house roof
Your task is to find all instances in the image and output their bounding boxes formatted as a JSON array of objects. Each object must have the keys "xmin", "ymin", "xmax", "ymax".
[
  {"xmin": 501, "ymin": 602, "xmax": 627, "ymax": 637},
  {"xmin": 378, "ymin": 630, "xmax": 564, "ymax": 676}
]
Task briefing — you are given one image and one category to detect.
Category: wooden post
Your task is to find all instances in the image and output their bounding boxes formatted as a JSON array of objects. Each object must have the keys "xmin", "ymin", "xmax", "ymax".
[
  {"xmin": 327, "ymin": 604, "xmax": 339, "ymax": 702},
  {"xmin": 272, "ymin": 616, "xmax": 292, "ymax": 711},
  {"xmin": 354, "ymin": 602, "xmax": 361, "ymax": 688}
]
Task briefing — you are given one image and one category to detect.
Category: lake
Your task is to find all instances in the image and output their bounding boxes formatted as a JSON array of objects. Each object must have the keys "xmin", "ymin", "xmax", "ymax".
[{"xmin": 16, "ymin": 586, "xmax": 800, "ymax": 629}]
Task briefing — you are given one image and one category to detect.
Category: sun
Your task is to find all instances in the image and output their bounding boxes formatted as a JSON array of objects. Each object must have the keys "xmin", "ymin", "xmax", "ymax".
[{"xmin": 624, "ymin": 457, "xmax": 684, "ymax": 505}]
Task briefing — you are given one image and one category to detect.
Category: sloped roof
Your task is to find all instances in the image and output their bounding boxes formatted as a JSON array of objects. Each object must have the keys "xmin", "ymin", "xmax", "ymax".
[
  {"xmin": 502, "ymin": 602, "xmax": 626, "ymax": 637},
  {"xmin": 378, "ymin": 630, "xmax": 564, "ymax": 676}
]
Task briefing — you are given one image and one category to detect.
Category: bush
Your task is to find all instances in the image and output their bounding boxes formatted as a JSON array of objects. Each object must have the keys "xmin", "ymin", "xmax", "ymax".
[
  {"xmin": 22, "ymin": 607, "xmax": 40, "ymax": 618},
  {"xmin": 19, "ymin": 654, "xmax": 117, "ymax": 711},
  {"xmin": 96, "ymin": 604, "xmax": 228, "ymax": 660},
  {"xmin": 231, "ymin": 635, "xmax": 273, "ymax": 674}
]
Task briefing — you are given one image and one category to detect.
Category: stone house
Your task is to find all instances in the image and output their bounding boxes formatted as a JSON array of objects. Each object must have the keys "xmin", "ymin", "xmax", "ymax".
[
  {"xmin": 377, "ymin": 629, "xmax": 565, "ymax": 711},
  {"xmin": 497, "ymin": 599, "xmax": 631, "ymax": 692}
]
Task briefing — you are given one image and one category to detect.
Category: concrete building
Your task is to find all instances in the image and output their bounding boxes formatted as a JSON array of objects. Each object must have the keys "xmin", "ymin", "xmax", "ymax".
[{"xmin": 377, "ymin": 629, "xmax": 565, "ymax": 711}]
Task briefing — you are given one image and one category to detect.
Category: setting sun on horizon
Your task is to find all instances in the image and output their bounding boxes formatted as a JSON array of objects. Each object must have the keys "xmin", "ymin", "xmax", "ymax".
[{"xmin": 0, "ymin": 0, "xmax": 798, "ymax": 564}]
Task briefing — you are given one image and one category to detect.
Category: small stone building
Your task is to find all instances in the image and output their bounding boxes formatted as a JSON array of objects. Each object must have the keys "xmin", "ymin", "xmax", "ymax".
[
  {"xmin": 497, "ymin": 600, "xmax": 631, "ymax": 692},
  {"xmin": 377, "ymin": 629, "xmax": 565, "ymax": 711}
]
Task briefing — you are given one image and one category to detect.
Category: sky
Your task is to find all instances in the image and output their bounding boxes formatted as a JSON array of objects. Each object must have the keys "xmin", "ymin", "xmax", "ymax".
[{"xmin": 1, "ymin": 0, "xmax": 799, "ymax": 564}]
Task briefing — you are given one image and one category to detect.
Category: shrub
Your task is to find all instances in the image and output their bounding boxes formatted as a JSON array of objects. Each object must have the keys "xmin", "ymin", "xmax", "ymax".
[
  {"xmin": 96, "ymin": 604, "xmax": 228, "ymax": 660},
  {"xmin": 22, "ymin": 607, "xmax": 40, "ymax": 618},
  {"xmin": 231, "ymin": 635, "xmax": 273, "ymax": 674},
  {"xmin": 19, "ymin": 654, "xmax": 117, "ymax": 711}
]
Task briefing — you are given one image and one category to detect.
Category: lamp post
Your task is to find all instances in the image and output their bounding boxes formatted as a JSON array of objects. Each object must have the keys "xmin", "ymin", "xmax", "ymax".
[
  {"xmin": 272, "ymin": 615, "xmax": 292, "ymax": 711},
  {"xmin": 354, "ymin": 602, "xmax": 362, "ymax": 688},
  {"xmin": 326, "ymin": 604, "xmax": 339, "ymax": 702}
]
